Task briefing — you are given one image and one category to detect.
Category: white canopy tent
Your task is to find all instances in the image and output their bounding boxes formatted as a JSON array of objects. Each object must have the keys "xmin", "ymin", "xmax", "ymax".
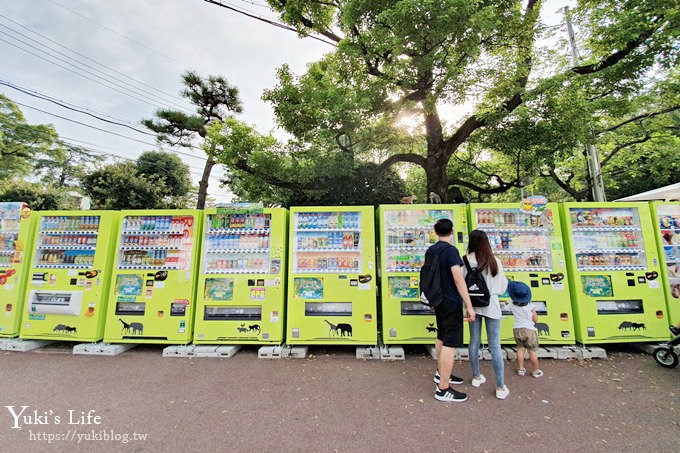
[{"xmin": 616, "ymin": 182, "xmax": 680, "ymax": 202}]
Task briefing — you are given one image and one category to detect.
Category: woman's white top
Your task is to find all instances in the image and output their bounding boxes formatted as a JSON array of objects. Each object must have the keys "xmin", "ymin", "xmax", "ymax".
[{"xmin": 461, "ymin": 252, "xmax": 508, "ymax": 320}]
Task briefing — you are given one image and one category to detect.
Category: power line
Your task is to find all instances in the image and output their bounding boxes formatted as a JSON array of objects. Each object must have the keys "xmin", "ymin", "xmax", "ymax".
[
  {"xmin": 203, "ymin": 0, "xmax": 338, "ymax": 47},
  {"xmin": 1, "ymin": 78, "xmax": 153, "ymax": 130},
  {"xmin": 0, "ymin": 35, "xmax": 179, "ymax": 112},
  {"xmin": 48, "ymin": 0, "xmax": 188, "ymax": 67},
  {"xmin": 0, "ymin": 14, "xmax": 193, "ymax": 109},
  {"xmin": 10, "ymin": 99, "xmax": 209, "ymax": 163},
  {"xmin": 0, "ymin": 27, "xmax": 191, "ymax": 113},
  {"xmin": 0, "ymin": 79, "xmax": 156, "ymax": 136}
]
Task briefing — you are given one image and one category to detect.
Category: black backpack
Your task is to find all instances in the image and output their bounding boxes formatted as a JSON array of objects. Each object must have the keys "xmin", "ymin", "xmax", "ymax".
[
  {"xmin": 419, "ymin": 244, "xmax": 452, "ymax": 307},
  {"xmin": 462, "ymin": 256, "xmax": 491, "ymax": 307}
]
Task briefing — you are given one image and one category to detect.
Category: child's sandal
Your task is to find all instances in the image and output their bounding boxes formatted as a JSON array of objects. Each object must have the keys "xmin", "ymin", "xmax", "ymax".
[
  {"xmin": 517, "ymin": 368, "xmax": 526, "ymax": 376},
  {"xmin": 532, "ymin": 370, "xmax": 544, "ymax": 378}
]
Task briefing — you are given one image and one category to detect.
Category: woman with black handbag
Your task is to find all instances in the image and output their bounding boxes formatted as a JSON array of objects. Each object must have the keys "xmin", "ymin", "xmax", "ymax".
[{"xmin": 463, "ymin": 229, "xmax": 509, "ymax": 399}]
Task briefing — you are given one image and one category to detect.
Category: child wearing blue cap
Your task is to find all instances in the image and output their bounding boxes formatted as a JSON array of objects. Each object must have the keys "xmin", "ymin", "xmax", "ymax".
[{"xmin": 507, "ymin": 280, "xmax": 543, "ymax": 378}]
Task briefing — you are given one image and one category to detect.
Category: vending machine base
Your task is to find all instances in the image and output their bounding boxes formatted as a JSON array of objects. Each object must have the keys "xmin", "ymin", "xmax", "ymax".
[
  {"xmin": 72, "ymin": 342, "xmax": 137, "ymax": 356},
  {"xmin": 162, "ymin": 344, "xmax": 242, "ymax": 358},
  {"xmin": 378, "ymin": 342, "xmax": 405, "ymax": 361},
  {"xmin": 0, "ymin": 338, "xmax": 54, "ymax": 352}
]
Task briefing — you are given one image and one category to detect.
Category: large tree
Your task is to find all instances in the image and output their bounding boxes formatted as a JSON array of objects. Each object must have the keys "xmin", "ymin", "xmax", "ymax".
[
  {"xmin": 0, "ymin": 94, "xmax": 60, "ymax": 181},
  {"xmin": 210, "ymin": 0, "xmax": 678, "ymax": 203},
  {"xmin": 81, "ymin": 151, "xmax": 193, "ymax": 209},
  {"xmin": 142, "ymin": 71, "xmax": 243, "ymax": 209}
]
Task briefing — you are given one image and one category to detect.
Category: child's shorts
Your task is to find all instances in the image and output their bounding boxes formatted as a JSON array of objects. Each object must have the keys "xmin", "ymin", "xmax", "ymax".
[{"xmin": 513, "ymin": 328, "xmax": 539, "ymax": 351}]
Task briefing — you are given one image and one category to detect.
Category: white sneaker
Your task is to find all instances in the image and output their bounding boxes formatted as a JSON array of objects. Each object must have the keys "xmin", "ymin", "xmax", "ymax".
[
  {"xmin": 496, "ymin": 386, "xmax": 510, "ymax": 400},
  {"xmin": 471, "ymin": 374, "xmax": 486, "ymax": 387}
]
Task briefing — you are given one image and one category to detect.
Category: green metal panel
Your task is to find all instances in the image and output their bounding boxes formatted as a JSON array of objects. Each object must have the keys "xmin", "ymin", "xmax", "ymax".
[
  {"xmin": 377, "ymin": 204, "xmax": 470, "ymax": 344},
  {"xmin": 193, "ymin": 208, "xmax": 288, "ymax": 344},
  {"xmin": 560, "ymin": 202, "xmax": 667, "ymax": 344},
  {"xmin": 469, "ymin": 203, "xmax": 574, "ymax": 345},
  {"xmin": 0, "ymin": 203, "xmax": 36, "ymax": 337},
  {"xmin": 19, "ymin": 210, "xmax": 118, "ymax": 342},
  {"xmin": 286, "ymin": 206, "xmax": 377, "ymax": 345},
  {"xmin": 649, "ymin": 201, "xmax": 680, "ymax": 328},
  {"xmin": 104, "ymin": 210, "xmax": 202, "ymax": 344}
]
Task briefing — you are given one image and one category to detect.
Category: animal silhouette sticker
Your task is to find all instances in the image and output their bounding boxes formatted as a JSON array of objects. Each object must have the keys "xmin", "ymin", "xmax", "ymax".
[
  {"xmin": 618, "ymin": 321, "xmax": 646, "ymax": 331},
  {"xmin": 323, "ymin": 320, "xmax": 353, "ymax": 337},
  {"xmin": 536, "ymin": 322, "xmax": 549, "ymax": 336},
  {"xmin": 119, "ymin": 318, "xmax": 144, "ymax": 335},
  {"xmin": 53, "ymin": 324, "xmax": 77, "ymax": 334},
  {"xmin": 236, "ymin": 323, "xmax": 260, "ymax": 334},
  {"xmin": 426, "ymin": 322, "xmax": 437, "ymax": 333}
]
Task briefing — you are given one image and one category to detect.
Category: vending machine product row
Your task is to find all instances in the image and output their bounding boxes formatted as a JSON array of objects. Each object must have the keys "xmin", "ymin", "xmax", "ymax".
[
  {"xmin": 20, "ymin": 211, "xmax": 118, "ymax": 342},
  {"xmin": 561, "ymin": 202, "xmax": 667, "ymax": 343},
  {"xmin": 469, "ymin": 202, "xmax": 574, "ymax": 345},
  {"xmin": 287, "ymin": 207, "xmax": 377, "ymax": 345},
  {"xmin": 650, "ymin": 202, "xmax": 680, "ymax": 326},
  {"xmin": 377, "ymin": 205, "xmax": 470, "ymax": 344},
  {"xmin": 103, "ymin": 210, "xmax": 202, "ymax": 344},
  {"xmin": 193, "ymin": 207, "xmax": 287, "ymax": 344},
  {"xmin": 0, "ymin": 202, "xmax": 34, "ymax": 337}
]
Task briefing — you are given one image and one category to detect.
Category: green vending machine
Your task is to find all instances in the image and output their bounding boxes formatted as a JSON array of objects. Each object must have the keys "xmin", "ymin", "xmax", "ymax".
[
  {"xmin": 0, "ymin": 202, "xmax": 35, "ymax": 338},
  {"xmin": 560, "ymin": 202, "xmax": 667, "ymax": 343},
  {"xmin": 377, "ymin": 204, "xmax": 470, "ymax": 345},
  {"xmin": 650, "ymin": 202, "xmax": 680, "ymax": 327},
  {"xmin": 469, "ymin": 202, "xmax": 574, "ymax": 345},
  {"xmin": 287, "ymin": 206, "xmax": 377, "ymax": 345},
  {"xmin": 103, "ymin": 210, "xmax": 202, "ymax": 344},
  {"xmin": 19, "ymin": 211, "xmax": 118, "ymax": 342},
  {"xmin": 193, "ymin": 207, "xmax": 287, "ymax": 344}
]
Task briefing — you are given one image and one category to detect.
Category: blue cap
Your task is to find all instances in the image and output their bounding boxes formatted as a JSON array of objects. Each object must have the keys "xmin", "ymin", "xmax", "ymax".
[{"xmin": 507, "ymin": 280, "xmax": 532, "ymax": 304}]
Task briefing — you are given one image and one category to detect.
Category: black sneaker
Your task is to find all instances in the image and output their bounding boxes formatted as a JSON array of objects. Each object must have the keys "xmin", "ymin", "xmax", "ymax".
[
  {"xmin": 434, "ymin": 387, "xmax": 468, "ymax": 402},
  {"xmin": 433, "ymin": 370, "xmax": 464, "ymax": 385},
  {"xmin": 670, "ymin": 326, "xmax": 680, "ymax": 336}
]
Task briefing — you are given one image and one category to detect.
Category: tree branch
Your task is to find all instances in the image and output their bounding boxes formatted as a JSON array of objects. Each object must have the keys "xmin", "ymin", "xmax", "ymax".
[
  {"xmin": 598, "ymin": 105, "xmax": 680, "ymax": 134},
  {"xmin": 571, "ymin": 16, "xmax": 663, "ymax": 75}
]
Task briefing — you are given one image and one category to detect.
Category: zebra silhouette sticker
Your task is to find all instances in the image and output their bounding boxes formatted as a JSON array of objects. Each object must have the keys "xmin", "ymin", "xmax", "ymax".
[{"xmin": 119, "ymin": 318, "xmax": 144, "ymax": 335}]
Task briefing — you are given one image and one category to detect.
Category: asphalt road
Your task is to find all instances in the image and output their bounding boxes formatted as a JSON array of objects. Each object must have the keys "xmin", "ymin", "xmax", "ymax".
[{"xmin": 0, "ymin": 344, "xmax": 677, "ymax": 452}]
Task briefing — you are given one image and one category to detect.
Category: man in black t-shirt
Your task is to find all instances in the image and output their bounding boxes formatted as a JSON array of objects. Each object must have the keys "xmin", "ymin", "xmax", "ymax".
[{"xmin": 426, "ymin": 218, "xmax": 476, "ymax": 402}]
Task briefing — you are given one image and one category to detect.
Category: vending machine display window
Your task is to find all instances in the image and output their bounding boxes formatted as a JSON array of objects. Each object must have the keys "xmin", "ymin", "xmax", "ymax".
[
  {"xmin": 293, "ymin": 211, "xmax": 362, "ymax": 273},
  {"xmin": 569, "ymin": 207, "xmax": 647, "ymax": 271},
  {"xmin": 203, "ymin": 213, "xmax": 272, "ymax": 274},
  {"xmin": 117, "ymin": 215, "xmax": 195, "ymax": 271},
  {"xmin": 34, "ymin": 216, "xmax": 101, "ymax": 268},
  {"xmin": 475, "ymin": 208, "xmax": 553, "ymax": 271}
]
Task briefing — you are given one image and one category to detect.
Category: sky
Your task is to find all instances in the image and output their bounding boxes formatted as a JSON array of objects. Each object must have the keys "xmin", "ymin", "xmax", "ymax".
[
  {"xmin": 0, "ymin": 0, "xmax": 572, "ymax": 204},
  {"xmin": 0, "ymin": 0, "xmax": 331, "ymax": 202}
]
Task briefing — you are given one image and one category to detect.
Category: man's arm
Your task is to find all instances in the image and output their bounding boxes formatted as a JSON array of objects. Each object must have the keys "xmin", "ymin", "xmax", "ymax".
[{"xmin": 452, "ymin": 265, "xmax": 476, "ymax": 322}]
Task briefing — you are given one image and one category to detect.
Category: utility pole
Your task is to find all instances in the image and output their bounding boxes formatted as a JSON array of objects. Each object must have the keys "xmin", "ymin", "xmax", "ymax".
[{"xmin": 564, "ymin": 7, "xmax": 607, "ymax": 202}]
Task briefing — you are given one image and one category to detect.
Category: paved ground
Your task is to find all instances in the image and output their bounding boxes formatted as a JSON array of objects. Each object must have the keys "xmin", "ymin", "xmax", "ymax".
[{"xmin": 0, "ymin": 343, "xmax": 678, "ymax": 453}]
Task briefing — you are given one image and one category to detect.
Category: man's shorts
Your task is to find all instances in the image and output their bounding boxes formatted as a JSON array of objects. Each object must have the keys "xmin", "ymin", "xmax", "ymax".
[
  {"xmin": 513, "ymin": 328, "xmax": 539, "ymax": 351},
  {"xmin": 434, "ymin": 300, "xmax": 463, "ymax": 348}
]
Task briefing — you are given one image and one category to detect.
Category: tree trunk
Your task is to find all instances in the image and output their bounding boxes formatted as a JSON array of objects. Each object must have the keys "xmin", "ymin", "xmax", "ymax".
[
  {"xmin": 425, "ymin": 153, "xmax": 450, "ymax": 204},
  {"xmin": 196, "ymin": 155, "xmax": 215, "ymax": 209}
]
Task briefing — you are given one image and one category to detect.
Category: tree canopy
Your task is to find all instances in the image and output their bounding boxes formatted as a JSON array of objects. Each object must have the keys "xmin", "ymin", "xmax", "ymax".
[
  {"xmin": 208, "ymin": 0, "xmax": 679, "ymax": 203},
  {"xmin": 80, "ymin": 151, "xmax": 193, "ymax": 210}
]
